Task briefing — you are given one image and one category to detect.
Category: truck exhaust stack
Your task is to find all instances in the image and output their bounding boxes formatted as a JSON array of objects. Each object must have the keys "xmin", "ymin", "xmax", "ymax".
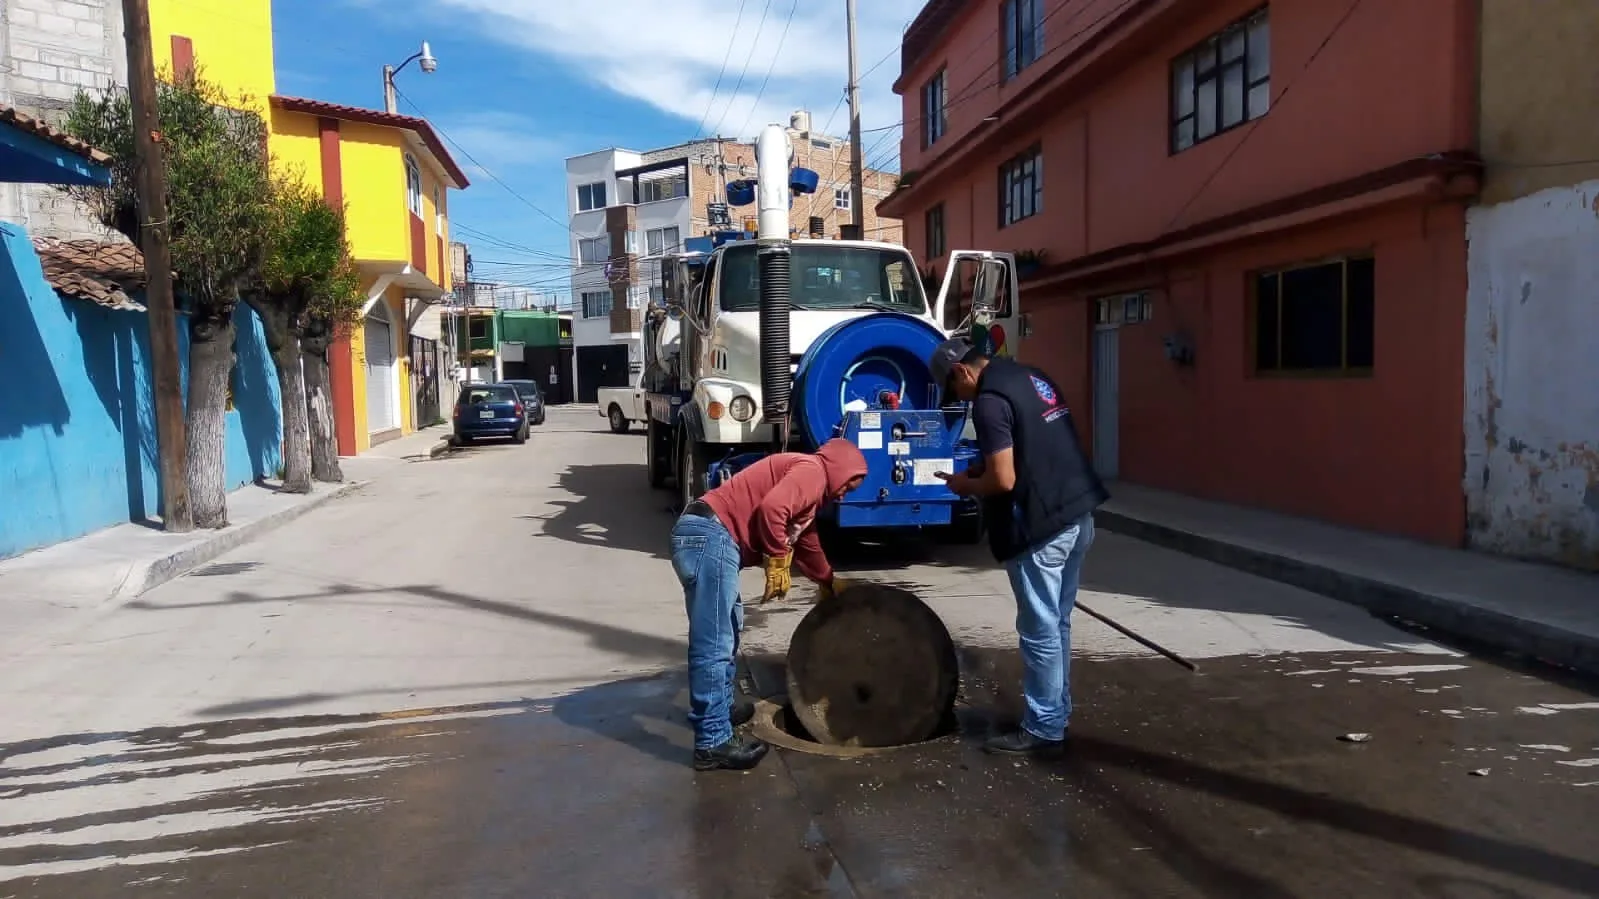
[{"xmin": 755, "ymin": 123, "xmax": 793, "ymax": 451}]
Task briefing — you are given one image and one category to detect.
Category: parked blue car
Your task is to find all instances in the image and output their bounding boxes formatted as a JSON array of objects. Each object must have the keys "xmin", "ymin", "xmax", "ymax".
[{"xmin": 453, "ymin": 383, "xmax": 529, "ymax": 445}]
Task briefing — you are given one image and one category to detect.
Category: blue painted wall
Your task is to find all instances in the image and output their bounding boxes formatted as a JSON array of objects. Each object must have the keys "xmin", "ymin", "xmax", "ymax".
[{"xmin": 0, "ymin": 222, "xmax": 283, "ymax": 559}]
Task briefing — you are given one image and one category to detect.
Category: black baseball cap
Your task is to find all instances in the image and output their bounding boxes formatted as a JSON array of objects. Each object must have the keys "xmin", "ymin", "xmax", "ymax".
[{"xmin": 928, "ymin": 337, "xmax": 974, "ymax": 403}]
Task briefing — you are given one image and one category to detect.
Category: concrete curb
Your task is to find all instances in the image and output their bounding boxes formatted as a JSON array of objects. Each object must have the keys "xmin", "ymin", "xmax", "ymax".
[
  {"xmin": 121, "ymin": 481, "xmax": 366, "ymax": 602},
  {"xmin": 428, "ymin": 438, "xmax": 451, "ymax": 458},
  {"xmin": 1095, "ymin": 509, "xmax": 1599, "ymax": 678}
]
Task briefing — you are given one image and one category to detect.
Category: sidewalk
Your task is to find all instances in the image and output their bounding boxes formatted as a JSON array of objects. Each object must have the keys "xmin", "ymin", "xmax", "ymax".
[
  {"xmin": 1096, "ymin": 483, "xmax": 1599, "ymax": 676},
  {"xmin": 0, "ymin": 426, "xmax": 451, "ymax": 641}
]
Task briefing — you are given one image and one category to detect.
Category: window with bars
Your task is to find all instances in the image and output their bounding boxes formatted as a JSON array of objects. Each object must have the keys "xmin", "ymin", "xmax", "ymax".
[
  {"xmin": 925, "ymin": 204, "xmax": 946, "ymax": 259},
  {"xmin": 1251, "ymin": 256, "xmax": 1375, "ymax": 375},
  {"xmin": 580, "ymin": 290, "xmax": 612, "ymax": 319},
  {"xmin": 998, "ymin": 146, "xmax": 1042, "ymax": 227},
  {"xmin": 921, "ymin": 68, "xmax": 947, "ymax": 148},
  {"xmin": 1002, "ymin": 0, "xmax": 1044, "ymax": 81},
  {"xmin": 1171, "ymin": 8, "xmax": 1270, "ymax": 153}
]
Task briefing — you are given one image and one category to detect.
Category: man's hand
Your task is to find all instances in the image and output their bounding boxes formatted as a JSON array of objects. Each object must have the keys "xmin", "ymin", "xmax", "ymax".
[
  {"xmin": 817, "ymin": 575, "xmax": 855, "ymax": 602},
  {"xmin": 762, "ymin": 553, "xmax": 793, "ymax": 603},
  {"xmin": 937, "ymin": 470, "xmax": 977, "ymax": 497}
]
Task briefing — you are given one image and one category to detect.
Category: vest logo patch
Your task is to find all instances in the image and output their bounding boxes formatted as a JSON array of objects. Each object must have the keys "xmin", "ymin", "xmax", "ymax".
[{"xmin": 1029, "ymin": 375, "xmax": 1057, "ymax": 405}]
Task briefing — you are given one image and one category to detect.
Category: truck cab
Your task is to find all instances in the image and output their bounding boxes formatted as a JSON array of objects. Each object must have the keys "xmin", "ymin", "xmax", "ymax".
[
  {"xmin": 642, "ymin": 236, "xmax": 1022, "ymax": 513},
  {"xmin": 652, "ymin": 239, "xmax": 1022, "ymax": 446}
]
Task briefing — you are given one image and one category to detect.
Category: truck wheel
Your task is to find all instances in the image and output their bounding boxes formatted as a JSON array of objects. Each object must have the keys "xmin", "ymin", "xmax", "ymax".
[
  {"xmin": 646, "ymin": 416, "xmax": 670, "ymax": 490},
  {"xmin": 608, "ymin": 404, "xmax": 630, "ymax": 433},
  {"xmin": 678, "ymin": 432, "xmax": 707, "ymax": 509}
]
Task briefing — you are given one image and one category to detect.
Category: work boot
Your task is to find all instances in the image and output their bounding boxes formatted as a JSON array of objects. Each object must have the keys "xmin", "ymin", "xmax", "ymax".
[
  {"xmin": 731, "ymin": 697, "xmax": 755, "ymax": 728},
  {"xmin": 693, "ymin": 737, "xmax": 770, "ymax": 771},
  {"xmin": 983, "ymin": 729, "xmax": 1065, "ymax": 757}
]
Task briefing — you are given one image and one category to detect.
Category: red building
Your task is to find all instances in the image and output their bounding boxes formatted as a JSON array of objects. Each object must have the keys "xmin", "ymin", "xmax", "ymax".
[{"xmin": 879, "ymin": 0, "xmax": 1483, "ymax": 547}]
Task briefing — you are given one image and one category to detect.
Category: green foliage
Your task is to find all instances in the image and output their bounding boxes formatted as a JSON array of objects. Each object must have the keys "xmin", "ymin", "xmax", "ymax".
[
  {"xmin": 61, "ymin": 67, "xmax": 273, "ymax": 317},
  {"xmin": 260, "ymin": 170, "xmax": 362, "ymax": 336}
]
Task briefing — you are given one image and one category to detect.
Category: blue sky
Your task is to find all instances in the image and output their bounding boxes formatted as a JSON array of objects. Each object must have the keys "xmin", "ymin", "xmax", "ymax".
[{"xmin": 270, "ymin": 0, "xmax": 925, "ymax": 301}]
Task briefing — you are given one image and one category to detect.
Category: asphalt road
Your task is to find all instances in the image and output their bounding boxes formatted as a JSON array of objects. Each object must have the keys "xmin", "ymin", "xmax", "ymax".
[{"xmin": 3, "ymin": 406, "xmax": 1597, "ymax": 898}]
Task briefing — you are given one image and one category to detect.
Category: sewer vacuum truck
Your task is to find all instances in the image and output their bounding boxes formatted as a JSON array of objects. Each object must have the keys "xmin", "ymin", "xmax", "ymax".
[{"xmin": 640, "ymin": 123, "xmax": 1024, "ymax": 540}]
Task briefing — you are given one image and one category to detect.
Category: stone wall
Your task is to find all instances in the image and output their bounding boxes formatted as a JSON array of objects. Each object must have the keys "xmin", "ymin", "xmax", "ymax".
[{"xmin": 0, "ymin": 0, "xmax": 128, "ymax": 240}]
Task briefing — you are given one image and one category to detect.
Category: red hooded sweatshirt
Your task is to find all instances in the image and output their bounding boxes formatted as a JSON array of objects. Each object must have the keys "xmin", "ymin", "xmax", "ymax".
[{"xmin": 700, "ymin": 439, "xmax": 869, "ymax": 583}]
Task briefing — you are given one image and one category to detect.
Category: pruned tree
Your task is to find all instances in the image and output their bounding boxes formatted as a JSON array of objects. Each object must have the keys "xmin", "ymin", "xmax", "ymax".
[
  {"xmin": 244, "ymin": 171, "xmax": 361, "ymax": 491},
  {"xmin": 62, "ymin": 69, "xmax": 273, "ymax": 528}
]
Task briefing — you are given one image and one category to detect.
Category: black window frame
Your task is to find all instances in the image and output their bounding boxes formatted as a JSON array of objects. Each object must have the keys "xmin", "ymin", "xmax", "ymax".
[
  {"xmin": 925, "ymin": 203, "xmax": 946, "ymax": 259},
  {"xmin": 1001, "ymin": 0, "xmax": 1044, "ymax": 82},
  {"xmin": 1250, "ymin": 254, "xmax": 1375, "ymax": 378},
  {"xmin": 1170, "ymin": 7, "xmax": 1270, "ymax": 154},
  {"xmin": 997, "ymin": 145, "xmax": 1043, "ymax": 228},
  {"xmin": 921, "ymin": 67, "xmax": 947, "ymax": 149}
]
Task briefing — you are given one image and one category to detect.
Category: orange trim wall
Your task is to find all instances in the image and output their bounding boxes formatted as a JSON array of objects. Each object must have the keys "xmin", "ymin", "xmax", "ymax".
[{"xmin": 317, "ymin": 116, "xmax": 358, "ymax": 457}]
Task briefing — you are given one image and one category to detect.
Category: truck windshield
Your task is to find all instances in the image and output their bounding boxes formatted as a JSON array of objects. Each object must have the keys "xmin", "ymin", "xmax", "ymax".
[{"xmin": 717, "ymin": 244, "xmax": 927, "ymax": 315}]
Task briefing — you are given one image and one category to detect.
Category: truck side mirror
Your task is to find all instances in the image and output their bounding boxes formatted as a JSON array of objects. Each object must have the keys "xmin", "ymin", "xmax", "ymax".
[{"xmin": 970, "ymin": 259, "xmax": 1008, "ymax": 324}]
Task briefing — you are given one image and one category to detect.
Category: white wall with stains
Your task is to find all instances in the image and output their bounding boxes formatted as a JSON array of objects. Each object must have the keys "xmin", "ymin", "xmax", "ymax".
[{"xmin": 1463, "ymin": 180, "xmax": 1599, "ymax": 571}]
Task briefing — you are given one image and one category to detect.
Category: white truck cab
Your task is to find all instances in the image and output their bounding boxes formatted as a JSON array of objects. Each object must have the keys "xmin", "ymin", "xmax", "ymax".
[{"xmin": 657, "ymin": 238, "xmax": 1022, "ymax": 448}]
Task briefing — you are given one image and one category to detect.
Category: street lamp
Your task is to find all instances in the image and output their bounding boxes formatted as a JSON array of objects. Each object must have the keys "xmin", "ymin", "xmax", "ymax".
[{"xmin": 383, "ymin": 41, "xmax": 437, "ymax": 114}]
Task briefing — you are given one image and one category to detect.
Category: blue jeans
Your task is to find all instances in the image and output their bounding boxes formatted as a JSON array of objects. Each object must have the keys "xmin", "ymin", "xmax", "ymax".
[
  {"xmin": 671, "ymin": 513, "xmax": 745, "ymax": 750},
  {"xmin": 1002, "ymin": 514, "xmax": 1096, "ymax": 742}
]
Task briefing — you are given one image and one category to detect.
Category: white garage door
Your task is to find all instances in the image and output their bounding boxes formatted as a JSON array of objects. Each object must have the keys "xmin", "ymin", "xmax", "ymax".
[{"xmin": 365, "ymin": 308, "xmax": 396, "ymax": 433}]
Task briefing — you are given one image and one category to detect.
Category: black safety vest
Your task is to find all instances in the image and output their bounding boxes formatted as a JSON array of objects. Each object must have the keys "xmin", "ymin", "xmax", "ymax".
[{"xmin": 975, "ymin": 359, "xmax": 1110, "ymax": 562}]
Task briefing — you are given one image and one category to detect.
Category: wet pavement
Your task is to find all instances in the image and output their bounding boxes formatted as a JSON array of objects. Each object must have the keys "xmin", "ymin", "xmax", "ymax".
[
  {"xmin": 3, "ymin": 407, "xmax": 1598, "ymax": 897},
  {"xmin": 5, "ymin": 648, "xmax": 1598, "ymax": 897}
]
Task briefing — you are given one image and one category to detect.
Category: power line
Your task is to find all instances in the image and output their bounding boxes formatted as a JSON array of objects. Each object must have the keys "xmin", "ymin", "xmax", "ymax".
[
  {"xmin": 709, "ymin": 0, "xmax": 774, "ymax": 137},
  {"xmin": 738, "ymin": 0, "xmax": 800, "ymax": 140},
  {"xmin": 691, "ymin": 0, "xmax": 750, "ymax": 140}
]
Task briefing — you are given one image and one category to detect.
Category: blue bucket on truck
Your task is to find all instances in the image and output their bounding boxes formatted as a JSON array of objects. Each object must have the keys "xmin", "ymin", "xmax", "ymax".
[{"xmin": 792, "ymin": 314, "xmax": 980, "ymax": 529}]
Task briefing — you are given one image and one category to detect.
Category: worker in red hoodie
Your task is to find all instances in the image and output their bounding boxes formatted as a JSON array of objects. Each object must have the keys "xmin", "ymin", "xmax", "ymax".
[{"xmin": 671, "ymin": 438, "xmax": 869, "ymax": 771}]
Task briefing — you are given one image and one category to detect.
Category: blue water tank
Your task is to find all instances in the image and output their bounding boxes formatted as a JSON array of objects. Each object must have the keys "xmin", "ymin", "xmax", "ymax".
[{"xmin": 791, "ymin": 313, "xmax": 947, "ymax": 449}]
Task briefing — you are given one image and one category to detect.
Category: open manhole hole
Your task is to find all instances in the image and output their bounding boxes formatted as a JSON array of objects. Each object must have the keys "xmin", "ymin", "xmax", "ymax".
[{"xmin": 750, "ymin": 697, "xmax": 960, "ymax": 758}]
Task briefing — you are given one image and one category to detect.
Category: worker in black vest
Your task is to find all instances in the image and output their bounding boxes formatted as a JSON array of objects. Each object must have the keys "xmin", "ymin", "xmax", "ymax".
[{"xmin": 929, "ymin": 338, "xmax": 1110, "ymax": 755}]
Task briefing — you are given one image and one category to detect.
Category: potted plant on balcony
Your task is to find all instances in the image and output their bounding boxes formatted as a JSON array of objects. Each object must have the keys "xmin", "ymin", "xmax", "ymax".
[{"xmin": 1015, "ymin": 249, "xmax": 1046, "ymax": 279}]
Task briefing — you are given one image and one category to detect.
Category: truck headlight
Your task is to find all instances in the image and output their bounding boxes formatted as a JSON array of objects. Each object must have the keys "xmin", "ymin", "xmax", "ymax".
[{"xmin": 729, "ymin": 396, "xmax": 756, "ymax": 422}]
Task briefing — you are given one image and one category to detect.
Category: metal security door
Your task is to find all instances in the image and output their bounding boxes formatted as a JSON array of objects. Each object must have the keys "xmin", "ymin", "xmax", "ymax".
[
  {"xmin": 1092, "ymin": 325, "xmax": 1120, "ymax": 480},
  {"xmin": 365, "ymin": 310, "xmax": 396, "ymax": 432}
]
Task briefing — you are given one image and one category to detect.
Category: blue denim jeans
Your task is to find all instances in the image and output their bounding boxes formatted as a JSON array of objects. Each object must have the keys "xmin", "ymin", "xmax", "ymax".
[
  {"xmin": 1002, "ymin": 513, "xmax": 1096, "ymax": 741},
  {"xmin": 671, "ymin": 513, "xmax": 745, "ymax": 750}
]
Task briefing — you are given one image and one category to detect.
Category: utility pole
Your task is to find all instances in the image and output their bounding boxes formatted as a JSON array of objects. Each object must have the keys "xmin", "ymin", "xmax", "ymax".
[
  {"xmin": 845, "ymin": 0, "xmax": 865, "ymax": 241},
  {"xmin": 121, "ymin": 0, "xmax": 192, "ymax": 532},
  {"xmin": 382, "ymin": 65, "xmax": 398, "ymax": 114}
]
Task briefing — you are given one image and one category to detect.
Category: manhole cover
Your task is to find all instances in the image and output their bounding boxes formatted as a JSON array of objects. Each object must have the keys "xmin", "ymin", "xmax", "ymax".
[{"xmin": 785, "ymin": 583, "xmax": 960, "ymax": 748}]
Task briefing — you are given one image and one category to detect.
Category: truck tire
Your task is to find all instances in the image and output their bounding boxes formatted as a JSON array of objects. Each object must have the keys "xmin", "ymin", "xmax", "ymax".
[
  {"xmin": 607, "ymin": 404, "xmax": 630, "ymax": 433},
  {"xmin": 646, "ymin": 414, "xmax": 670, "ymax": 490},
  {"xmin": 678, "ymin": 431, "xmax": 707, "ymax": 509}
]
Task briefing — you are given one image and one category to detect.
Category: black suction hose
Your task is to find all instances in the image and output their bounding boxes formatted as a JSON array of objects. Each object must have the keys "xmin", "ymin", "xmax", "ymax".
[{"xmin": 758, "ymin": 245, "xmax": 792, "ymax": 450}]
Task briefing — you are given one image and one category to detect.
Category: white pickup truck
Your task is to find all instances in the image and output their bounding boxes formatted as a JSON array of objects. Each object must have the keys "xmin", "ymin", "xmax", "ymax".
[{"xmin": 596, "ymin": 381, "xmax": 647, "ymax": 433}]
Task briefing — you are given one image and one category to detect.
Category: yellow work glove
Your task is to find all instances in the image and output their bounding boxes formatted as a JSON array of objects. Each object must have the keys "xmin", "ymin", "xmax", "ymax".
[
  {"xmin": 761, "ymin": 553, "xmax": 793, "ymax": 603},
  {"xmin": 818, "ymin": 576, "xmax": 855, "ymax": 602}
]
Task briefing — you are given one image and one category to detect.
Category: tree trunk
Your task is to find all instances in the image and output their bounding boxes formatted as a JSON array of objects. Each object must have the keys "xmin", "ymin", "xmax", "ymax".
[
  {"xmin": 187, "ymin": 313, "xmax": 236, "ymax": 529},
  {"xmin": 274, "ymin": 337, "xmax": 312, "ymax": 493},
  {"xmin": 301, "ymin": 342, "xmax": 343, "ymax": 483},
  {"xmin": 245, "ymin": 294, "xmax": 314, "ymax": 495}
]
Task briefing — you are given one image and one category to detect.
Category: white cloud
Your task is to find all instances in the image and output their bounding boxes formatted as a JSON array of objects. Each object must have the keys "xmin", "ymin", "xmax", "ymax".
[
  {"xmin": 437, "ymin": 110, "xmax": 579, "ymax": 171},
  {"xmin": 424, "ymin": 0, "xmax": 920, "ymax": 167}
]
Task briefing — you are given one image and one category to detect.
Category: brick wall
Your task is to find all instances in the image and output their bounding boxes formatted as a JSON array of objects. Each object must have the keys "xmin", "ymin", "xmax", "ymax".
[
  {"xmin": 0, "ymin": 0, "xmax": 130, "ymax": 241},
  {"xmin": 681, "ymin": 133, "xmax": 902, "ymax": 245}
]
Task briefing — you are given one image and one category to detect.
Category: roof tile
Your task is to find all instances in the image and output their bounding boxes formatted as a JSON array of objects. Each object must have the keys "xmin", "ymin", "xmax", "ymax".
[
  {"xmin": 33, "ymin": 237, "xmax": 152, "ymax": 310},
  {"xmin": 269, "ymin": 95, "xmax": 470, "ymax": 188},
  {"xmin": 0, "ymin": 106, "xmax": 112, "ymax": 166}
]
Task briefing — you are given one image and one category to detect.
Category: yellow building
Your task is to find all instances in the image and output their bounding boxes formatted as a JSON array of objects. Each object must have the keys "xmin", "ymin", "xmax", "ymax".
[{"xmin": 147, "ymin": 0, "xmax": 468, "ymax": 454}]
